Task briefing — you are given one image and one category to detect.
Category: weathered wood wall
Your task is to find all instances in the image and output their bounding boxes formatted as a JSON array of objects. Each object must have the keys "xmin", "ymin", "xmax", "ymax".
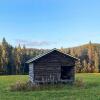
[
  {"xmin": 29, "ymin": 63, "xmax": 34, "ymax": 83},
  {"xmin": 32, "ymin": 50, "xmax": 75, "ymax": 83}
]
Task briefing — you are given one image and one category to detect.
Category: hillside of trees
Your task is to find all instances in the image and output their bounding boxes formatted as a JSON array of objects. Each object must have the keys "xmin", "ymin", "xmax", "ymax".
[
  {"xmin": 0, "ymin": 38, "xmax": 100, "ymax": 75},
  {"xmin": 0, "ymin": 38, "xmax": 47, "ymax": 75},
  {"xmin": 61, "ymin": 42, "xmax": 100, "ymax": 73}
]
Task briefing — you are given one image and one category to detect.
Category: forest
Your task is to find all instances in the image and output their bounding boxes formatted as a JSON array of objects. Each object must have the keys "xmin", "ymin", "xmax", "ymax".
[{"xmin": 0, "ymin": 38, "xmax": 100, "ymax": 75}]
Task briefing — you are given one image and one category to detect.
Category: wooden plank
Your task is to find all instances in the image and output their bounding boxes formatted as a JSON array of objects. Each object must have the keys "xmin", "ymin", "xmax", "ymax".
[
  {"xmin": 29, "ymin": 63, "xmax": 34, "ymax": 83},
  {"xmin": 32, "ymin": 50, "xmax": 75, "ymax": 83}
]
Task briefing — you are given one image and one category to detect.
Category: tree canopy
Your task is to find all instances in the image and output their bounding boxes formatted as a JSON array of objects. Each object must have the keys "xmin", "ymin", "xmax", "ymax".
[{"xmin": 0, "ymin": 38, "xmax": 100, "ymax": 75}]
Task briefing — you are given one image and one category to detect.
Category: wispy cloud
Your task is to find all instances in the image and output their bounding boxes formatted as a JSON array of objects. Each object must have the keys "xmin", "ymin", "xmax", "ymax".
[{"xmin": 15, "ymin": 39, "xmax": 56, "ymax": 47}]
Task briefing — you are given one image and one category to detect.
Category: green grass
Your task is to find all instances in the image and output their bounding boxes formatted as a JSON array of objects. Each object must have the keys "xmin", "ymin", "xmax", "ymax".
[{"xmin": 0, "ymin": 73, "xmax": 100, "ymax": 100}]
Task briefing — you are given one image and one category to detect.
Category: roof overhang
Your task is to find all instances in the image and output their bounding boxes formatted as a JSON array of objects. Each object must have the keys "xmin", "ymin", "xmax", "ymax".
[{"xmin": 26, "ymin": 48, "xmax": 79, "ymax": 64}]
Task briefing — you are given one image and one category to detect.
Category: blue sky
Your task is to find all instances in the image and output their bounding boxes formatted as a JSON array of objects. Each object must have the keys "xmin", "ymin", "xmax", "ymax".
[{"xmin": 0, "ymin": 0, "xmax": 100, "ymax": 49}]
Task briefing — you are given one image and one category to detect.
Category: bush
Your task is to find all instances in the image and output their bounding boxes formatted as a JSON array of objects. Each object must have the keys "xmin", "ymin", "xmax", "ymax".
[
  {"xmin": 74, "ymin": 78, "xmax": 85, "ymax": 87},
  {"xmin": 10, "ymin": 79, "xmax": 85, "ymax": 91},
  {"xmin": 10, "ymin": 81, "xmax": 37, "ymax": 91},
  {"xmin": 10, "ymin": 81, "xmax": 25, "ymax": 91},
  {"xmin": 10, "ymin": 81, "xmax": 54, "ymax": 91},
  {"xmin": 9, "ymin": 81, "xmax": 68, "ymax": 91}
]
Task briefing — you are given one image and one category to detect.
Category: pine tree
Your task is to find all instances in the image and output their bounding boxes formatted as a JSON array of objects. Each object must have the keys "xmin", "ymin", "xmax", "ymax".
[
  {"xmin": 14, "ymin": 45, "xmax": 22, "ymax": 74},
  {"xmin": 83, "ymin": 60, "xmax": 88, "ymax": 72},
  {"xmin": 0, "ymin": 45, "xmax": 3, "ymax": 74},
  {"xmin": 21, "ymin": 45, "xmax": 27, "ymax": 74},
  {"xmin": 94, "ymin": 51, "xmax": 99, "ymax": 72},
  {"xmin": 17, "ymin": 44, "xmax": 22, "ymax": 74},
  {"xmin": 70, "ymin": 48, "xmax": 75, "ymax": 56},
  {"xmin": 88, "ymin": 41, "xmax": 95, "ymax": 72},
  {"xmin": 1, "ymin": 38, "xmax": 9, "ymax": 74}
]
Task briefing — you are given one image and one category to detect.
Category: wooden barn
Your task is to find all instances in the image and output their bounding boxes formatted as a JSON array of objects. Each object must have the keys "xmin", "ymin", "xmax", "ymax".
[{"xmin": 26, "ymin": 48, "xmax": 79, "ymax": 84}]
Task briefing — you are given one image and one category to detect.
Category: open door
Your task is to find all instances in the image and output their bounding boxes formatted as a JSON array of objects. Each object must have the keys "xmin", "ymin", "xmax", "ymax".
[{"xmin": 61, "ymin": 66, "xmax": 73, "ymax": 80}]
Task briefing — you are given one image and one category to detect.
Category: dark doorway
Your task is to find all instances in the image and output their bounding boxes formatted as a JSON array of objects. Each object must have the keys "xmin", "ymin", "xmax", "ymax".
[{"xmin": 61, "ymin": 66, "xmax": 73, "ymax": 80}]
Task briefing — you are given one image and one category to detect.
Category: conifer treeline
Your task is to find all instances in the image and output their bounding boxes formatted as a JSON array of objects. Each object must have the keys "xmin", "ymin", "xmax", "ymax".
[
  {"xmin": 61, "ymin": 41, "xmax": 100, "ymax": 73},
  {"xmin": 0, "ymin": 38, "xmax": 100, "ymax": 75},
  {"xmin": 0, "ymin": 38, "xmax": 47, "ymax": 75}
]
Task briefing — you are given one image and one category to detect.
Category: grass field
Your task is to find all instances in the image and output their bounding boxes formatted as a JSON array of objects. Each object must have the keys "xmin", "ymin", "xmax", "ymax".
[{"xmin": 0, "ymin": 73, "xmax": 100, "ymax": 100}]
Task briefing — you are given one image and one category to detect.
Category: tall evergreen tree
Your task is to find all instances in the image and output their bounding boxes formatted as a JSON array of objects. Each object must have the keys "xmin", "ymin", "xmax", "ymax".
[
  {"xmin": 83, "ymin": 60, "xmax": 88, "ymax": 72},
  {"xmin": 88, "ymin": 41, "xmax": 95, "ymax": 72},
  {"xmin": 21, "ymin": 45, "xmax": 28, "ymax": 74},
  {"xmin": 1, "ymin": 38, "xmax": 9, "ymax": 74},
  {"xmin": 16, "ymin": 45, "xmax": 22, "ymax": 74},
  {"xmin": 94, "ymin": 51, "xmax": 99, "ymax": 72}
]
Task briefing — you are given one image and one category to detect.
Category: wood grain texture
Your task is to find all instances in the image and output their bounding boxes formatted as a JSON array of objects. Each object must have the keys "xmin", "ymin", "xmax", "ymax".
[{"xmin": 29, "ymin": 50, "xmax": 76, "ymax": 84}]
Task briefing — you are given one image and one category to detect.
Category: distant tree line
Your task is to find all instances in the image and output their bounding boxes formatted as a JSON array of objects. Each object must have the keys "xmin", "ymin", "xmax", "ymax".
[
  {"xmin": 60, "ymin": 41, "xmax": 100, "ymax": 73},
  {"xmin": 0, "ymin": 38, "xmax": 100, "ymax": 75},
  {"xmin": 0, "ymin": 38, "xmax": 47, "ymax": 75}
]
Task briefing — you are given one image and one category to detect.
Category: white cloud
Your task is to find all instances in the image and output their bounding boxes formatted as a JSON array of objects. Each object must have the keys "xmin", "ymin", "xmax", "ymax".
[{"xmin": 15, "ymin": 39, "xmax": 56, "ymax": 47}]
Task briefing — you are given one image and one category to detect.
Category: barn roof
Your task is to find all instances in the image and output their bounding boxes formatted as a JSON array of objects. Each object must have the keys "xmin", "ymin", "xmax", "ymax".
[{"xmin": 26, "ymin": 48, "xmax": 79, "ymax": 63}]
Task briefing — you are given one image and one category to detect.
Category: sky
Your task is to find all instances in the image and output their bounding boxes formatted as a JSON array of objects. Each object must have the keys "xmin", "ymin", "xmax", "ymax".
[{"xmin": 0, "ymin": 0, "xmax": 100, "ymax": 49}]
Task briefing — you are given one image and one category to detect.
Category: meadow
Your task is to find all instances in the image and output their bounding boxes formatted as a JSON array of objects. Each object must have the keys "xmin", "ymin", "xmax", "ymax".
[{"xmin": 0, "ymin": 73, "xmax": 100, "ymax": 100}]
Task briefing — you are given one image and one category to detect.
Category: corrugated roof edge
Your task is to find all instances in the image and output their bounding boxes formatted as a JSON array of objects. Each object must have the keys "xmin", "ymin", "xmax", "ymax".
[{"xmin": 26, "ymin": 48, "xmax": 79, "ymax": 64}]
